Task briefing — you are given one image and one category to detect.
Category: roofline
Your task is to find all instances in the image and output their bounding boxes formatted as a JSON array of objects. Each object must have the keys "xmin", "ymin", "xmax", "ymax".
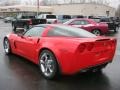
[{"xmin": 51, "ymin": 3, "xmax": 115, "ymax": 9}]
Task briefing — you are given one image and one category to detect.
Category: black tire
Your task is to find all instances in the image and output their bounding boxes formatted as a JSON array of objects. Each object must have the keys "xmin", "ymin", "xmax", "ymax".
[
  {"xmin": 3, "ymin": 38, "xmax": 11, "ymax": 55},
  {"xmin": 39, "ymin": 50, "xmax": 59, "ymax": 80},
  {"xmin": 92, "ymin": 29, "xmax": 101, "ymax": 36}
]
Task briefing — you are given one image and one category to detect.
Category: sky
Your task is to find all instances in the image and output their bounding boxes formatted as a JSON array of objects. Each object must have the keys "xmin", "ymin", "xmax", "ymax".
[{"xmin": 109, "ymin": 0, "xmax": 120, "ymax": 8}]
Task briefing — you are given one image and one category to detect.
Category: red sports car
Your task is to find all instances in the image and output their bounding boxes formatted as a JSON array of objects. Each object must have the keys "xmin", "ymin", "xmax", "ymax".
[
  {"xmin": 64, "ymin": 18, "xmax": 109, "ymax": 36},
  {"xmin": 3, "ymin": 24, "xmax": 116, "ymax": 79}
]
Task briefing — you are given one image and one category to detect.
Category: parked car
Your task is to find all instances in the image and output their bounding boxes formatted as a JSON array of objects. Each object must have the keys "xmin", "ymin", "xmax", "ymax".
[
  {"xmin": 0, "ymin": 16, "xmax": 4, "ymax": 19},
  {"xmin": 64, "ymin": 18, "xmax": 108, "ymax": 35},
  {"xmin": 91, "ymin": 17, "xmax": 118, "ymax": 32},
  {"xmin": 71, "ymin": 15, "xmax": 85, "ymax": 19},
  {"xmin": 57, "ymin": 15, "xmax": 71, "ymax": 23},
  {"xmin": 4, "ymin": 17, "xmax": 14, "ymax": 23},
  {"xmin": 110, "ymin": 17, "xmax": 120, "ymax": 28},
  {"xmin": 3, "ymin": 24, "xmax": 117, "ymax": 79},
  {"xmin": 12, "ymin": 14, "xmax": 46, "ymax": 32},
  {"xmin": 37, "ymin": 14, "xmax": 57, "ymax": 24}
]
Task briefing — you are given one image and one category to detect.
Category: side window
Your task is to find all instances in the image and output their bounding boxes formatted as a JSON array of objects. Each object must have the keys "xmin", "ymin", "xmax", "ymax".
[
  {"xmin": 47, "ymin": 25, "xmax": 96, "ymax": 38},
  {"xmin": 47, "ymin": 27, "xmax": 79, "ymax": 37},
  {"xmin": 47, "ymin": 28, "xmax": 65, "ymax": 37},
  {"xmin": 24, "ymin": 27, "xmax": 45, "ymax": 37},
  {"xmin": 71, "ymin": 20, "xmax": 89, "ymax": 25}
]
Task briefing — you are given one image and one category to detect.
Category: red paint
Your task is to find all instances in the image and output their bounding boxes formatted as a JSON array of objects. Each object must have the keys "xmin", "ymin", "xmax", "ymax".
[
  {"xmin": 64, "ymin": 18, "xmax": 109, "ymax": 35},
  {"xmin": 7, "ymin": 25, "xmax": 117, "ymax": 75}
]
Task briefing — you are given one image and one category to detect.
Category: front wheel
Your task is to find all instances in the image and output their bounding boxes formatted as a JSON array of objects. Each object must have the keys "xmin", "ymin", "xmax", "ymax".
[
  {"xmin": 92, "ymin": 29, "xmax": 101, "ymax": 36},
  {"xmin": 3, "ymin": 38, "xmax": 11, "ymax": 54},
  {"xmin": 39, "ymin": 50, "xmax": 59, "ymax": 80}
]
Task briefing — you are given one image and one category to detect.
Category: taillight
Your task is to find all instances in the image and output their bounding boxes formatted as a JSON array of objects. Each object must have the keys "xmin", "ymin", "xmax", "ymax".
[
  {"xmin": 112, "ymin": 39, "xmax": 116, "ymax": 45},
  {"xmin": 87, "ymin": 43, "xmax": 94, "ymax": 51},
  {"xmin": 79, "ymin": 44, "xmax": 86, "ymax": 53},
  {"xmin": 106, "ymin": 40, "xmax": 116, "ymax": 50},
  {"xmin": 29, "ymin": 19, "xmax": 32, "ymax": 25},
  {"xmin": 111, "ymin": 39, "xmax": 117, "ymax": 49},
  {"xmin": 53, "ymin": 20, "xmax": 58, "ymax": 24}
]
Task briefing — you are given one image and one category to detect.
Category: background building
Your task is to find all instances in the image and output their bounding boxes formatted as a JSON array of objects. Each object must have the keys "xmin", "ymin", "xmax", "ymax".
[
  {"xmin": 52, "ymin": 3, "xmax": 115, "ymax": 16},
  {"xmin": 0, "ymin": 5, "xmax": 52, "ymax": 17},
  {"xmin": 0, "ymin": 3, "xmax": 116, "ymax": 17}
]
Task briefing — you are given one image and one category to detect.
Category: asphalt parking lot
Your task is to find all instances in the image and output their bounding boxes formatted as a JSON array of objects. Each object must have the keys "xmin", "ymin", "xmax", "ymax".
[{"xmin": 0, "ymin": 20, "xmax": 120, "ymax": 90}]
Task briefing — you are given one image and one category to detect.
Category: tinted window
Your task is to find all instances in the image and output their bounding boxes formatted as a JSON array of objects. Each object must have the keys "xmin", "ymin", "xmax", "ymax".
[
  {"xmin": 63, "ymin": 15, "xmax": 71, "ymax": 19},
  {"xmin": 100, "ymin": 18, "xmax": 111, "ymax": 22},
  {"xmin": 24, "ymin": 27, "xmax": 45, "ymax": 37},
  {"xmin": 47, "ymin": 25, "xmax": 96, "ymax": 38},
  {"xmin": 46, "ymin": 15, "xmax": 56, "ymax": 19},
  {"xmin": 71, "ymin": 15, "xmax": 84, "ymax": 19},
  {"xmin": 71, "ymin": 20, "xmax": 89, "ymax": 25},
  {"xmin": 21, "ymin": 16, "xmax": 35, "ymax": 19}
]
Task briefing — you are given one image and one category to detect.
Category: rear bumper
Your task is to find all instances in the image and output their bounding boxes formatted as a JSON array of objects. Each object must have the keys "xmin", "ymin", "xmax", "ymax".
[
  {"xmin": 60, "ymin": 49, "xmax": 115, "ymax": 75},
  {"xmin": 80, "ymin": 61, "xmax": 110, "ymax": 72},
  {"xmin": 61, "ymin": 58, "xmax": 113, "ymax": 75}
]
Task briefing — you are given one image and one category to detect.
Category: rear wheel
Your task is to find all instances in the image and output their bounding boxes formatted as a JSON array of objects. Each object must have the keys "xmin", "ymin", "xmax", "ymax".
[
  {"xmin": 92, "ymin": 29, "xmax": 101, "ymax": 36},
  {"xmin": 3, "ymin": 38, "xmax": 11, "ymax": 54},
  {"xmin": 39, "ymin": 50, "xmax": 59, "ymax": 80}
]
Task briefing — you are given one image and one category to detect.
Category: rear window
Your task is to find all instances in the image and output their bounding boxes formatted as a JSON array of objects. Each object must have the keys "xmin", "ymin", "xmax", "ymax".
[
  {"xmin": 63, "ymin": 15, "xmax": 71, "ymax": 19},
  {"xmin": 46, "ymin": 15, "xmax": 56, "ymax": 19},
  {"xmin": 47, "ymin": 25, "xmax": 96, "ymax": 38},
  {"xmin": 22, "ymin": 16, "xmax": 35, "ymax": 19}
]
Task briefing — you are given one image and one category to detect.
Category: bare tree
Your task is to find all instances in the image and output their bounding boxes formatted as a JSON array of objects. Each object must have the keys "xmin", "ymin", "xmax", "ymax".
[{"xmin": 41, "ymin": 0, "xmax": 110, "ymax": 5}]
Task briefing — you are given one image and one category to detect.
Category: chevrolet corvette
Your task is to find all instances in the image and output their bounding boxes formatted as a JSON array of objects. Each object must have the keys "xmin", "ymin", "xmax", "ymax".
[{"xmin": 3, "ymin": 24, "xmax": 117, "ymax": 79}]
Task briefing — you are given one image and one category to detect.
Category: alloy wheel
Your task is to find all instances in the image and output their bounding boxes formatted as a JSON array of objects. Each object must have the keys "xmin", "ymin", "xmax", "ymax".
[
  {"xmin": 40, "ymin": 52, "xmax": 56, "ymax": 78},
  {"xmin": 92, "ymin": 30, "xmax": 101, "ymax": 36},
  {"xmin": 4, "ymin": 38, "xmax": 10, "ymax": 54}
]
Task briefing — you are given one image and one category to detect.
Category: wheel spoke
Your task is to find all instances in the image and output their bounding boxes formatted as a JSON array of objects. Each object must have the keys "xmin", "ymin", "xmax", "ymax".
[
  {"xmin": 41, "ymin": 64, "xmax": 46, "ymax": 73},
  {"xmin": 4, "ymin": 39, "xmax": 10, "ymax": 53},
  {"xmin": 40, "ymin": 59, "xmax": 45, "ymax": 64},
  {"xmin": 48, "ymin": 66, "xmax": 53, "ymax": 73},
  {"xmin": 92, "ymin": 30, "xmax": 100, "ymax": 36}
]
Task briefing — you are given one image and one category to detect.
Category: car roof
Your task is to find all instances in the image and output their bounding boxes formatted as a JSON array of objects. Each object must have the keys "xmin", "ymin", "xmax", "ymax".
[{"xmin": 70, "ymin": 18, "xmax": 95, "ymax": 22}]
